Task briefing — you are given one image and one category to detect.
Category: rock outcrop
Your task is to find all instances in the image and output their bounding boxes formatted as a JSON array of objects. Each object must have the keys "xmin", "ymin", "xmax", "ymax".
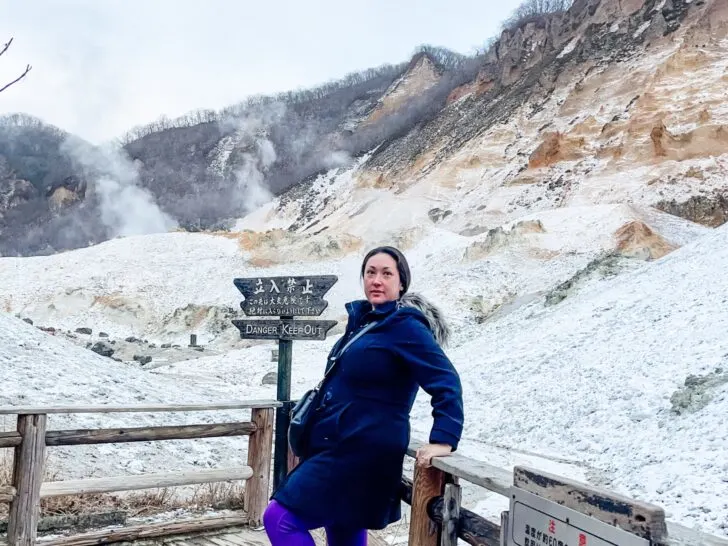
[
  {"xmin": 655, "ymin": 193, "xmax": 728, "ymax": 227},
  {"xmin": 614, "ymin": 220, "xmax": 677, "ymax": 260}
]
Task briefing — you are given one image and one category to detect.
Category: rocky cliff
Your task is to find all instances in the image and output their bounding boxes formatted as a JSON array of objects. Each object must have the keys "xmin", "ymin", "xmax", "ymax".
[{"xmin": 243, "ymin": 0, "xmax": 727, "ymax": 258}]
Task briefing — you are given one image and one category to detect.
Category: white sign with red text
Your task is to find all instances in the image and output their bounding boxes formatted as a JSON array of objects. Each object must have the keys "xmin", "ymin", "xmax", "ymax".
[{"xmin": 508, "ymin": 489, "xmax": 650, "ymax": 546}]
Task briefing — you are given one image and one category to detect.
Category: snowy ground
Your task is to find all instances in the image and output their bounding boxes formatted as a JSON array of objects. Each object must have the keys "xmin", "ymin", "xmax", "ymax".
[
  {"xmin": 2, "ymin": 220, "xmax": 727, "ymax": 537},
  {"xmin": 1, "ymin": 143, "xmax": 724, "ymax": 537},
  {"xmin": 150, "ymin": 224, "xmax": 728, "ymax": 537}
]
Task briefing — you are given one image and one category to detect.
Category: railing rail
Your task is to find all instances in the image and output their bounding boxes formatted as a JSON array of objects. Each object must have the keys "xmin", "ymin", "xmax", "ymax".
[
  {"xmin": 0, "ymin": 401, "xmax": 282, "ymax": 414},
  {"xmin": 0, "ymin": 401, "xmax": 279, "ymax": 546}
]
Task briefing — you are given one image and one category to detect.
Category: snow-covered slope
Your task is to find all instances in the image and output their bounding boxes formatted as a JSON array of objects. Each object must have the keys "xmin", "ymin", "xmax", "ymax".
[
  {"xmin": 0, "ymin": 311, "xmax": 254, "ymax": 479},
  {"xmin": 1, "ymin": 202, "xmax": 707, "ymax": 346},
  {"xmin": 0, "ymin": 233, "xmax": 246, "ymax": 344},
  {"xmin": 148, "ymin": 224, "xmax": 728, "ymax": 535},
  {"xmin": 442, "ymin": 223, "xmax": 728, "ymax": 534},
  {"xmin": 2, "ymin": 223, "xmax": 728, "ymax": 535}
]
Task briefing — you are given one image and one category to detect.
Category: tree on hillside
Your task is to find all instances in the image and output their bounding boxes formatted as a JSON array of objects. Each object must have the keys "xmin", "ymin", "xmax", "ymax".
[
  {"xmin": 413, "ymin": 45, "xmax": 468, "ymax": 70},
  {"xmin": 503, "ymin": 0, "xmax": 573, "ymax": 30},
  {"xmin": 0, "ymin": 38, "xmax": 31, "ymax": 94}
]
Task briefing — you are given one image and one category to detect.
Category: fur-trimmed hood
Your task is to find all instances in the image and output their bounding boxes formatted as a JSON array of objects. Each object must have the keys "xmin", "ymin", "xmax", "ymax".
[{"xmin": 399, "ymin": 292, "xmax": 451, "ymax": 347}]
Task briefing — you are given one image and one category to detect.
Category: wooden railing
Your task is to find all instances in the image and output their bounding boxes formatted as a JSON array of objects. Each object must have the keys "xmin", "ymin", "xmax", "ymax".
[
  {"xmin": 4, "ymin": 403, "xmax": 727, "ymax": 546},
  {"xmin": 0, "ymin": 401, "xmax": 279, "ymax": 546},
  {"xmin": 403, "ymin": 439, "xmax": 728, "ymax": 546}
]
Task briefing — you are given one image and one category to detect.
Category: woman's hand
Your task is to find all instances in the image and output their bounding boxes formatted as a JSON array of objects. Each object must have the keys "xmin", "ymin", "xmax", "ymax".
[{"xmin": 415, "ymin": 443, "xmax": 452, "ymax": 468}]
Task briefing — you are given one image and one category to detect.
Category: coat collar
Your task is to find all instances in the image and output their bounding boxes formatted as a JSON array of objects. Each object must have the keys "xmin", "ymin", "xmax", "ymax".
[
  {"xmin": 345, "ymin": 298, "xmax": 399, "ymax": 326},
  {"xmin": 343, "ymin": 292, "xmax": 451, "ymax": 346}
]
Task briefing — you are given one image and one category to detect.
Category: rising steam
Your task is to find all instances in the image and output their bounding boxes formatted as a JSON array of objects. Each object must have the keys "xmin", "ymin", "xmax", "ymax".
[
  {"xmin": 219, "ymin": 102, "xmax": 287, "ymax": 215},
  {"xmin": 62, "ymin": 136, "xmax": 177, "ymax": 237}
]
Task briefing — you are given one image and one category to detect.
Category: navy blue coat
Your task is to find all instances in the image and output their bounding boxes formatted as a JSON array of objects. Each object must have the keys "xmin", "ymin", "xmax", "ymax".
[{"xmin": 272, "ymin": 297, "xmax": 464, "ymax": 530}]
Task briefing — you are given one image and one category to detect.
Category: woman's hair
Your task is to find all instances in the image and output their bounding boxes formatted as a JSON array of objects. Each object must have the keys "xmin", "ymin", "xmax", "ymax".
[{"xmin": 360, "ymin": 246, "xmax": 412, "ymax": 297}]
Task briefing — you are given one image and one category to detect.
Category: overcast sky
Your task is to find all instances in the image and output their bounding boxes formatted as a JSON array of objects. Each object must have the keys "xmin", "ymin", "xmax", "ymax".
[{"xmin": 0, "ymin": 1, "xmax": 522, "ymax": 143}]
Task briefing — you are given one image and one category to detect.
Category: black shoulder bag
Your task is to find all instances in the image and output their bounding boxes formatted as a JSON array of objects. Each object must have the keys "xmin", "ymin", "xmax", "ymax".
[{"xmin": 288, "ymin": 320, "xmax": 378, "ymax": 457}]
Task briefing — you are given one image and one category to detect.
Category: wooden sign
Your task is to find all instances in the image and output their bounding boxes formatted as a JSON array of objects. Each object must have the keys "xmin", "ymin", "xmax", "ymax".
[
  {"xmin": 233, "ymin": 275, "xmax": 337, "ymax": 317},
  {"xmin": 507, "ymin": 488, "xmax": 650, "ymax": 546},
  {"xmin": 232, "ymin": 319, "xmax": 337, "ymax": 341}
]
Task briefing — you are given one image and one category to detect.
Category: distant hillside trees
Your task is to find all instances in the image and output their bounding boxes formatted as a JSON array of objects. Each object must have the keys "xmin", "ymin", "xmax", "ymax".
[
  {"xmin": 503, "ymin": 0, "xmax": 574, "ymax": 30},
  {"xmin": 412, "ymin": 45, "xmax": 469, "ymax": 70},
  {"xmin": 0, "ymin": 114, "xmax": 75, "ymax": 193},
  {"xmin": 115, "ymin": 45, "xmax": 494, "ymax": 229},
  {"xmin": 118, "ymin": 63, "xmax": 407, "ymax": 145},
  {"xmin": 0, "ymin": 38, "xmax": 31, "ymax": 94},
  {"xmin": 116, "ymin": 61, "xmax": 413, "ymax": 226}
]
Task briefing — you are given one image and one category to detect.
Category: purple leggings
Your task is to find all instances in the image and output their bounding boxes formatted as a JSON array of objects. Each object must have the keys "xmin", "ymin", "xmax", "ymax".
[{"xmin": 263, "ymin": 500, "xmax": 367, "ymax": 546}]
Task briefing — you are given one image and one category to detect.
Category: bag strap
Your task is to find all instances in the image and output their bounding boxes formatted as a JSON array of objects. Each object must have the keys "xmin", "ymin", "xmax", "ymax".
[{"xmin": 317, "ymin": 320, "xmax": 378, "ymax": 388}]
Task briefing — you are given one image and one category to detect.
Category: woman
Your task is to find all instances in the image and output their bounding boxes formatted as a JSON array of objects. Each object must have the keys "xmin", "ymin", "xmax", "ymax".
[{"xmin": 263, "ymin": 246, "xmax": 464, "ymax": 546}]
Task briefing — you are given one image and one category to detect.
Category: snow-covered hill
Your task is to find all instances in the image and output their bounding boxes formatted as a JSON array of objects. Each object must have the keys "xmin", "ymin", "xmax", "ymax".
[
  {"xmin": 0, "ymin": 309, "xmax": 252, "ymax": 479},
  {"xmin": 1, "ymin": 201, "xmax": 708, "ymax": 346},
  {"xmin": 2, "ymin": 222, "xmax": 728, "ymax": 535},
  {"xmin": 143, "ymin": 224, "xmax": 728, "ymax": 536}
]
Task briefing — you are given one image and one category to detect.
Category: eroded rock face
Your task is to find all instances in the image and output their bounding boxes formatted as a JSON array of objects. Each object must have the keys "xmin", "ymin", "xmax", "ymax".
[
  {"xmin": 364, "ymin": 0, "xmax": 710, "ymax": 178},
  {"xmin": 49, "ymin": 186, "xmax": 81, "ymax": 210},
  {"xmin": 362, "ymin": 54, "xmax": 441, "ymax": 126},
  {"xmin": 651, "ymin": 122, "xmax": 728, "ymax": 161},
  {"xmin": 46, "ymin": 175, "xmax": 87, "ymax": 210},
  {"xmin": 670, "ymin": 369, "xmax": 728, "ymax": 415},
  {"xmin": 544, "ymin": 252, "xmax": 627, "ymax": 306},
  {"xmin": 656, "ymin": 193, "xmax": 728, "ymax": 227},
  {"xmin": 464, "ymin": 220, "xmax": 545, "ymax": 260},
  {"xmin": 529, "ymin": 132, "xmax": 587, "ymax": 168},
  {"xmin": 0, "ymin": 177, "xmax": 37, "ymax": 214}
]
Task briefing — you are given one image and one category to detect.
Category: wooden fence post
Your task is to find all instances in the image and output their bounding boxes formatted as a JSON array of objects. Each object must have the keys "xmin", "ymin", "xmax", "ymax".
[
  {"xmin": 441, "ymin": 482, "xmax": 461, "ymax": 546},
  {"xmin": 409, "ymin": 463, "xmax": 448, "ymax": 546},
  {"xmin": 8, "ymin": 413, "xmax": 47, "ymax": 546},
  {"xmin": 500, "ymin": 511, "xmax": 509, "ymax": 546},
  {"xmin": 244, "ymin": 408, "xmax": 273, "ymax": 528}
]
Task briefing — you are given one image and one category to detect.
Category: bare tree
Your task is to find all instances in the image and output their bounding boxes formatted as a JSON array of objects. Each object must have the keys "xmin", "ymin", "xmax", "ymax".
[
  {"xmin": 503, "ymin": 0, "xmax": 573, "ymax": 30},
  {"xmin": 413, "ymin": 44, "xmax": 468, "ymax": 70},
  {"xmin": 0, "ymin": 38, "xmax": 31, "ymax": 94}
]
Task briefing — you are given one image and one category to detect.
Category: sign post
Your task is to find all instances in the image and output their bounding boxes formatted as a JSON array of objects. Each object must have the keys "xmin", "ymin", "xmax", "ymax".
[
  {"xmin": 275, "ymin": 322, "xmax": 293, "ymax": 494},
  {"xmin": 233, "ymin": 275, "xmax": 338, "ymax": 491}
]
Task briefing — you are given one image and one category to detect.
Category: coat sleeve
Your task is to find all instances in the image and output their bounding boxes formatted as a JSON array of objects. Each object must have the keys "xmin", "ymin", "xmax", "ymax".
[{"xmin": 393, "ymin": 319, "xmax": 464, "ymax": 451}]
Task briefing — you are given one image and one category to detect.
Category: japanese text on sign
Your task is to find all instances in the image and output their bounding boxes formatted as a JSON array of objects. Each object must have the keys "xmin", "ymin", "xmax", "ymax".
[
  {"xmin": 253, "ymin": 277, "xmax": 316, "ymax": 295},
  {"xmin": 523, "ymin": 522, "xmax": 587, "ymax": 546},
  {"xmin": 234, "ymin": 275, "xmax": 337, "ymax": 317}
]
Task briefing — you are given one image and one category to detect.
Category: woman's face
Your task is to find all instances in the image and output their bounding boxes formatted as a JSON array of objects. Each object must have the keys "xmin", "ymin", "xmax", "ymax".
[{"xmin": 363, "ymin": 252, "xmax": 401, "ymax": 306}]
